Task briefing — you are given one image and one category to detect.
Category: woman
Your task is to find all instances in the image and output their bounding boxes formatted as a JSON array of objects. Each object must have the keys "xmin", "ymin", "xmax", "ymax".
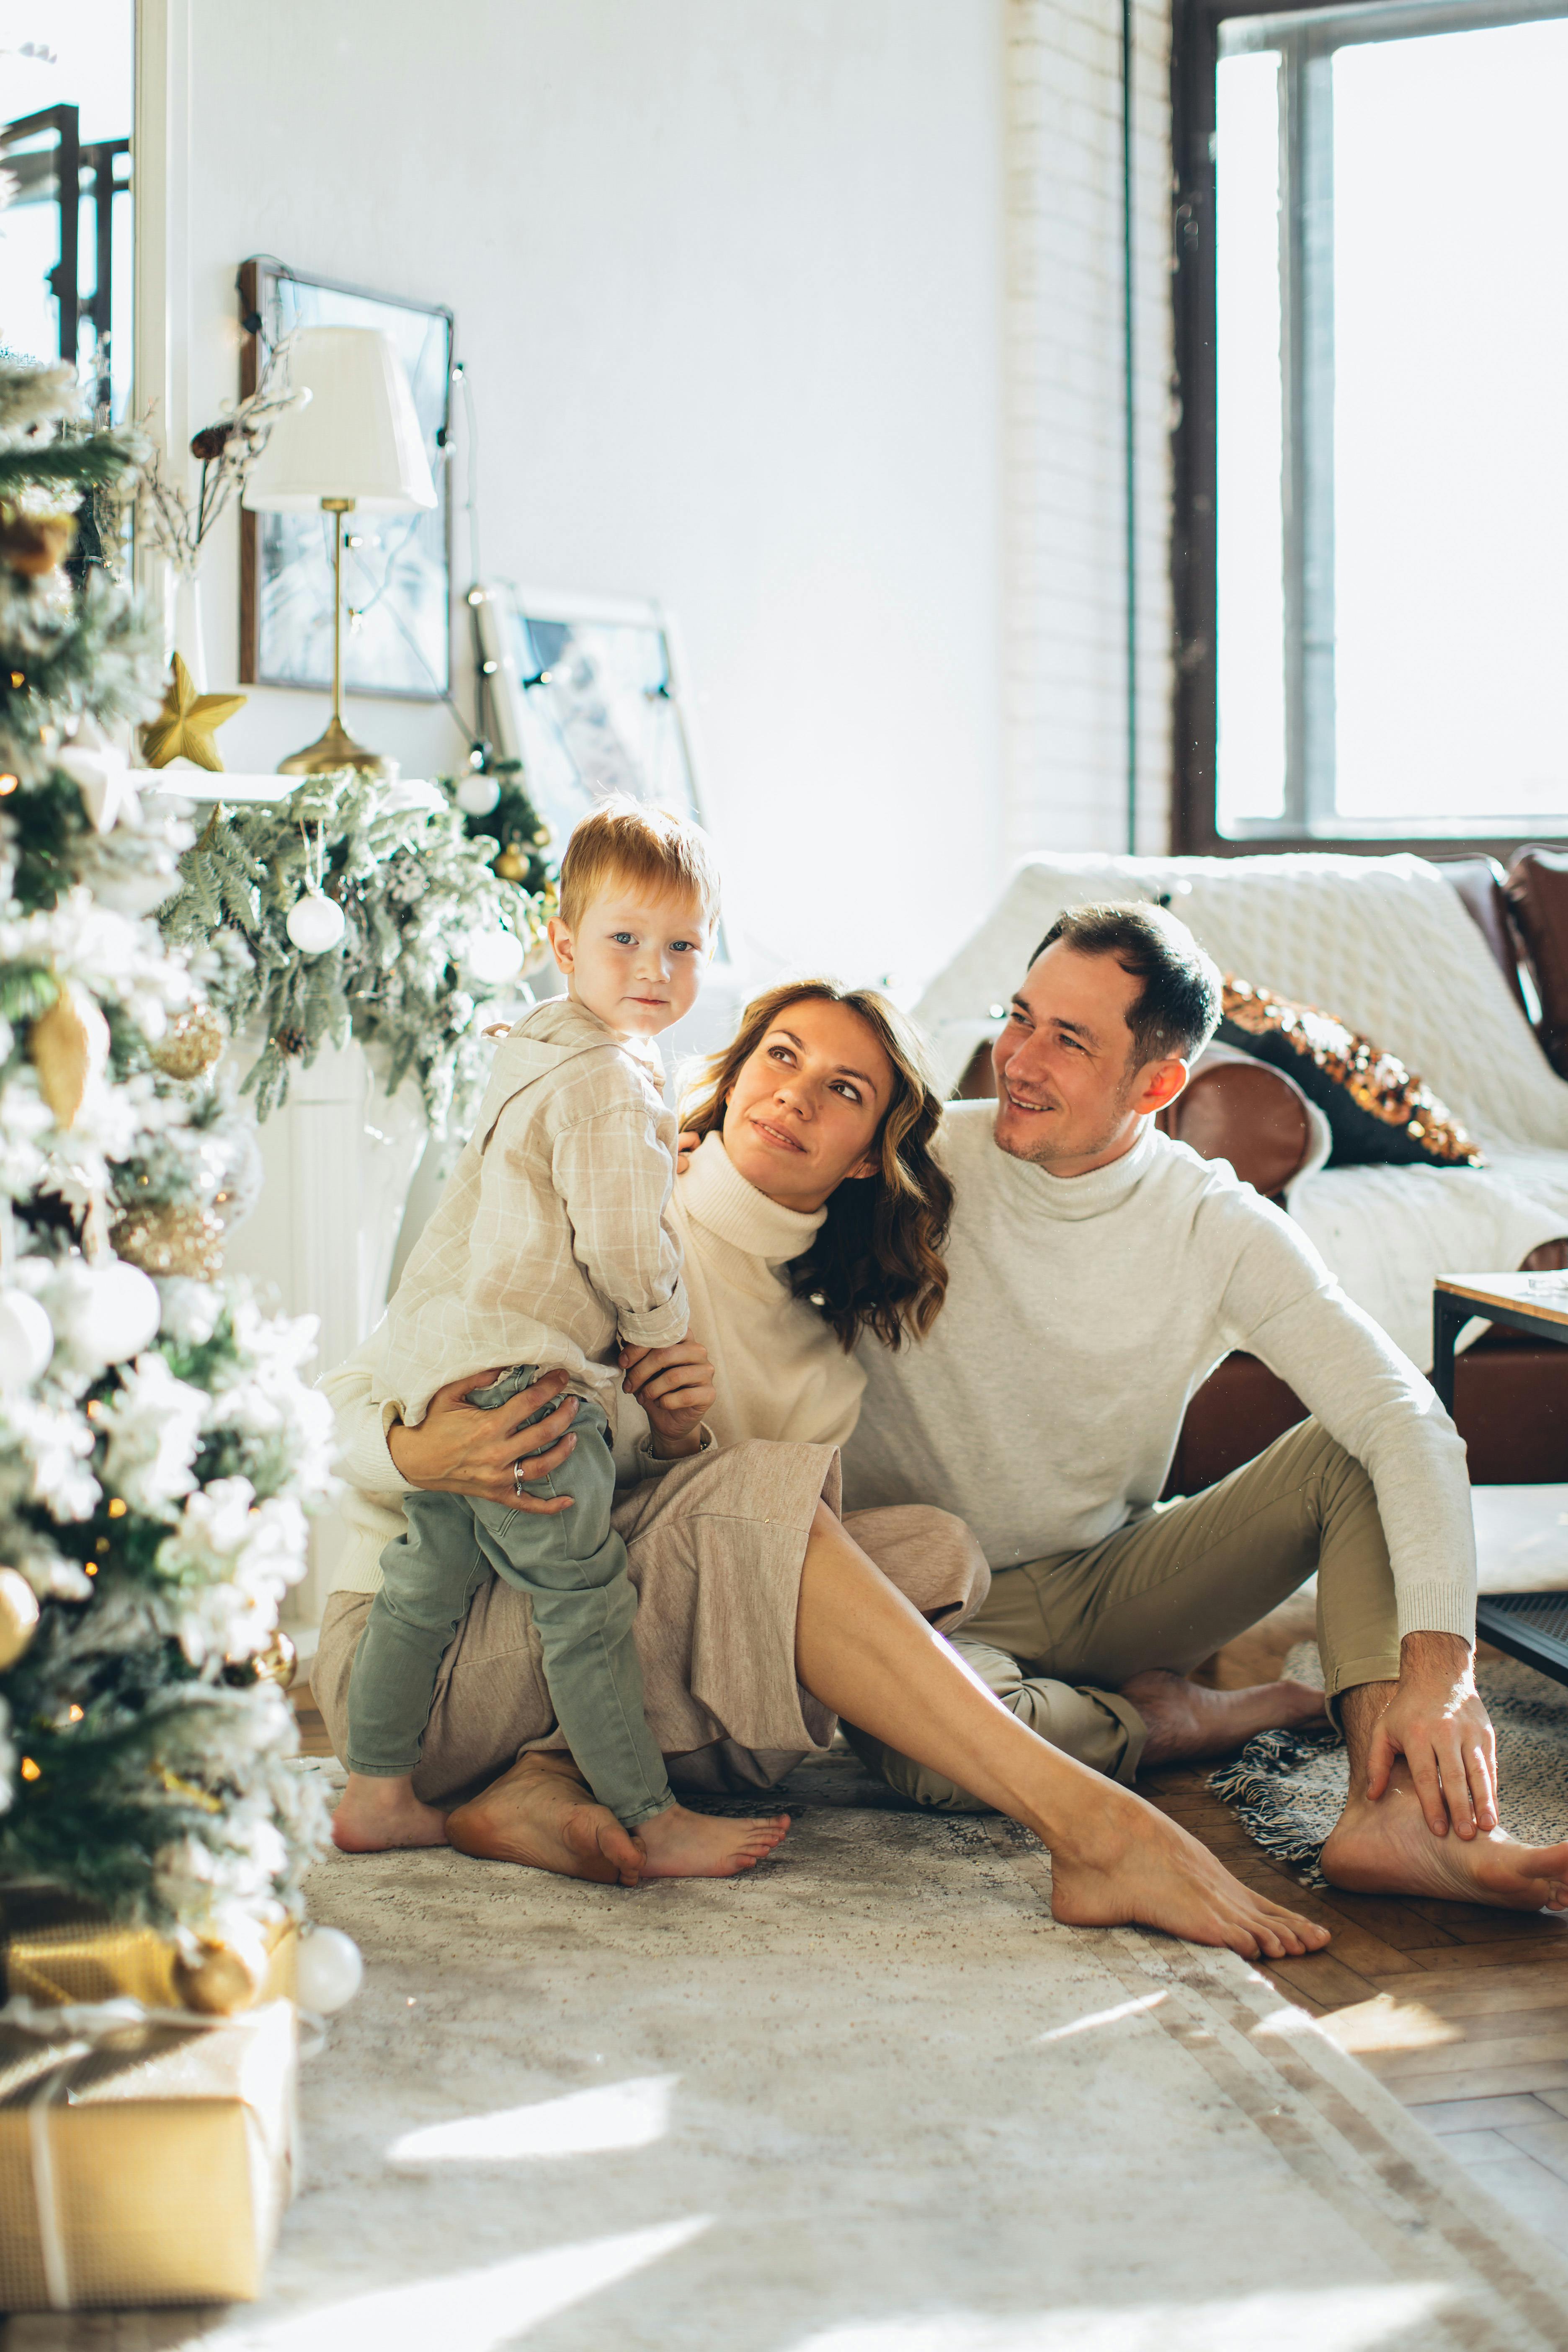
[{"xmin": 316, "ymin": 981, "xmax": 1325, "ymax": 1960}]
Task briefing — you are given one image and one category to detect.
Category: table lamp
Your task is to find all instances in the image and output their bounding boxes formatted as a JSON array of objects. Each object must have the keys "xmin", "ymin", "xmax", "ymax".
[{"xmin": 242, "ymin": 325, "xmax": 437, "ymax": 778}]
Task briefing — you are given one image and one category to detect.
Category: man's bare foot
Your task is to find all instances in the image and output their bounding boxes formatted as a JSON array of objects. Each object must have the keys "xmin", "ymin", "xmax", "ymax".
[
  {"xmin": 332, "ymin": 1771, "xmax": 450, "ymax": 1853},
  {"xmin": 1321, "ymin": 1765, "xmax": 1568, "ymax": 1912},
  {"xmin": 446, "ymin": 1754, "xmax": 646, "ymax": 1885},
  {"xmin": 1045, "ymin": 1778, "xmax": 1332, "ymax": 1961},
  {"xmin": 1123, "ymin": 1669, "xmax": 1325, "ymax": 1770},
  {"xmin": 636, "ymin": 1802, "xmax": 790, "ymax": 1880}
]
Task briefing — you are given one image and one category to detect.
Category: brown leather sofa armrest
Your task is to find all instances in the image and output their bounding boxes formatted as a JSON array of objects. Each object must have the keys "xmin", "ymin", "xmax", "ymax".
[
  {"xmin": 1506, "ymin": 846, "xmax": 1568, "ymax": 1076},
  {"xmin": 1158, "ymin": 1060, "xmax": 1312, "ymax": 1198}
]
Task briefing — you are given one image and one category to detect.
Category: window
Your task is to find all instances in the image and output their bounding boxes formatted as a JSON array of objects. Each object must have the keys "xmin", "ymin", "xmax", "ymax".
[
  {"xmin": 1174, "ymin": 0, "xmax": 1568, "ymax": 852},
  {"xmin": 0, "ymin": 5, "xmax": 134, "ymax": 421}
]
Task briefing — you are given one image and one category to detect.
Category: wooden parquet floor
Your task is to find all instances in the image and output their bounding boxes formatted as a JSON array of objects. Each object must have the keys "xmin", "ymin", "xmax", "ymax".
[
  {"xmin": 292, "ymin": 1597, "xmax": 1568, "ymax": 2239},
  {"xmin": 1145, "ymin": 1596, "xmax": 1568, "ymax": 2243}
]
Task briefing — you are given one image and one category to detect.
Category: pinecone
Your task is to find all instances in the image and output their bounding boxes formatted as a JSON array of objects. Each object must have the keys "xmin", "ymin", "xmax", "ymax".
[{"xmin": 276, "ymin": 1025, "xmax": 309, "ymax": 1057}]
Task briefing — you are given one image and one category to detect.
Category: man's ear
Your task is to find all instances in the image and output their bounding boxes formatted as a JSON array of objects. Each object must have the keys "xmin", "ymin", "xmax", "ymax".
[
  {"xmin": 547, "ymin": 914, "xmax": 575, "ymax": 975},
  {"xmin": 1136, "ymin": 1057, "xmax": 1189, "ymax": 1116}
]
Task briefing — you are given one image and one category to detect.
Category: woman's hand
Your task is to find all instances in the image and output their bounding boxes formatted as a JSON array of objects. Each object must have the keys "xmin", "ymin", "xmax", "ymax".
[
  {"xmin": 386, "ymin": 1367, "xmax": 578, "ymax": 1514},
  {"xmin": 619, "ymin": 1337, "xmax": 716, "ymax": 1457}
]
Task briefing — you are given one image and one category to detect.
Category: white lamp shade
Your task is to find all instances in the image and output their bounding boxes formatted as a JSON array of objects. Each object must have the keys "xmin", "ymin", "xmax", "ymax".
[{"xmin": 242, "ymin": 327, "xmax": 438, "ymax": 515}]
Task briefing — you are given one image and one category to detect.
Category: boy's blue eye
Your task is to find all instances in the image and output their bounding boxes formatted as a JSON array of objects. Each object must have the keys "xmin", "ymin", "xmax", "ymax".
[{"xmin": 611, "ymin": 931, "xmax": 634, "ymax": 944}]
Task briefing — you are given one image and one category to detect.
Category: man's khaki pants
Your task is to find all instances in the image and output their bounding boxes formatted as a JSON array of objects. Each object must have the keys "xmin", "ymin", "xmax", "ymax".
[{"xmin": 846, "ymin": 1417, "xmax": 1404, "ymax": 1807}]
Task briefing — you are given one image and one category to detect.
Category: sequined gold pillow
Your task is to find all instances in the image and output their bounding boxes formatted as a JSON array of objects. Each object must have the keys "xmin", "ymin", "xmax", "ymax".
[{"xmin": 1218, "ymin": 977, "xmax": 1483, "ymax": 1170}]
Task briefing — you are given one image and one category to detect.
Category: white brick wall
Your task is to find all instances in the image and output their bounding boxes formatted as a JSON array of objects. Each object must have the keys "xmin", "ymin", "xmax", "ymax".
[{"xmin": 1005, "ymin": 0, "xmax": 1174, "ymax": 861}]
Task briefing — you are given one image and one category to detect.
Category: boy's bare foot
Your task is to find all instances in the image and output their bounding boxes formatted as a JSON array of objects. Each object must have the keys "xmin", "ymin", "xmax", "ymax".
[
  {"xmin": 636, "ymin": 1802, "xmax": 790, "ymax": 1880},
  {"xmin": 332, "ymin": 1771, "xmax": 450, "ymax": 1853},
  {"xmin": 1123, "ymin": 1670, "xmax": 1325, "ymax": 1770},
  {"xmin": 1043, "ymin": 1778, "xmax": 1331, "ymax": 1961},
  {"xmin": 446, "ymin": 1753, "xmax": 646, "ymax": 1885},
  {"xmin": 1321, "ymin": 1766, "xmax": 1568, "ymax": 1912}
]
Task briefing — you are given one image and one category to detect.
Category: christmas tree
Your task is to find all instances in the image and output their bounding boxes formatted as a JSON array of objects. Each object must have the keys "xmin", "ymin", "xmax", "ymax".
[{"xmin": 0, "ymin": 361, "xmax": 333, "ymax": 1952}]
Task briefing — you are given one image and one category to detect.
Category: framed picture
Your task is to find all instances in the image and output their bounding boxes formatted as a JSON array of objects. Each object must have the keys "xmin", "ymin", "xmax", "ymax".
[
  {"xmin": 237, "ymin": 259, "xmax": 453, "ymax": 699},
  {"xmin": 473, "ymin": 584, "xmax": 704, "ymax": 848}
]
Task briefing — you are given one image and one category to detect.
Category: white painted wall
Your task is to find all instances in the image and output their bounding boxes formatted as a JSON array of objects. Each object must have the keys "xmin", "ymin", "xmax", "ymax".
[
  {"xmin": 1003, "ymin": 0, "xmax": 1173, "ymax": 860},
  {"xmin": 182, "ymin": 0, "xmax": 1007, "ymax": 1004}
]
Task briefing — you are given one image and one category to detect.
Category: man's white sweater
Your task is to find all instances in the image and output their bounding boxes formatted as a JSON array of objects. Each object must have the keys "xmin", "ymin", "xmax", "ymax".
[{"xmin": 844, "ymin": 1104, "xmax": 1475, "ymax": 1640}]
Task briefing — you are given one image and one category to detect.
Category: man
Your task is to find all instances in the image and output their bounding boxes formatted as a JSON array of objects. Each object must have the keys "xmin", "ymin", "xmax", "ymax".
[{"xmin": 843, "ymin": 901, "xmax": 1568, "ymax": 1913}]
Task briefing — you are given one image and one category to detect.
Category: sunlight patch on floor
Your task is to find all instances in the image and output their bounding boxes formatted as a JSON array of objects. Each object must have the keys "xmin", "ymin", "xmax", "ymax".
[
  {"xmin": 784, "ymin": 2281, "xmax": 1460, "ymax": 2352},
  {"xmin": 217, "ymin": 2218, "xmax": 711, "ymax": 2351},
  {"xmin": 387, "ymin": 2073, "xmax": 678, "ymax": 2163}
]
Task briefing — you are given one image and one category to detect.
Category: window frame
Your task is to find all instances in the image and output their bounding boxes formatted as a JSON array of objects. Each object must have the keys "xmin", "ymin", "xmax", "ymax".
[{"xmin": 1171, "ymin": 0, "xmax": 1568, "ymax": 858}]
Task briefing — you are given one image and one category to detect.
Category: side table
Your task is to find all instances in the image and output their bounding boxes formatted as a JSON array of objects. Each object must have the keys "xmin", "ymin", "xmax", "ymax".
[{"xmin": 1433, "ymin": 1274, "xmax": 1568, "ymax": 1687}]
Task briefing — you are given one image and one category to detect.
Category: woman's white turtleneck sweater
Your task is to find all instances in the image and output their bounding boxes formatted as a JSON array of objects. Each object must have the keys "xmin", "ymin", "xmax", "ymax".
[{"xmin": 321, "ymin": 1129, "xmax": 864, "ymax": 1596}]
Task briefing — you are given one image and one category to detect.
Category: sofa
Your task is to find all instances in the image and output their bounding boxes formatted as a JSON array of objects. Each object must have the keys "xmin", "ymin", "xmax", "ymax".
[{"xmin": 917, "ymin": 846, "xmax": 1568, "ymax": 1490}]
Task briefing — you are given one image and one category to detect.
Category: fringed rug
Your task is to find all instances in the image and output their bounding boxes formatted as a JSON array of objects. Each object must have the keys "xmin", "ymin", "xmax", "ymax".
[{"xmin": 1209, "ymin": 1641, "xmax": 1568, "ymax": 1883}]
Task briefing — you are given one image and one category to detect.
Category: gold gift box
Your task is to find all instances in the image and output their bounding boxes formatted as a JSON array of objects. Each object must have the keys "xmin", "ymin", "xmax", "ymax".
[
  {"xmin": 0, "ymin": 1996, "xmax": 296, "ymax": 2308},
  {"xmin": 0, "ymin": 1886, "xmax": 297, "ymax": 2009}
]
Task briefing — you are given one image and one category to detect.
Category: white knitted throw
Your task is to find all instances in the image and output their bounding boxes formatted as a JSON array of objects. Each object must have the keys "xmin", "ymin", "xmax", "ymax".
[{"xmin": 914, "ymin": 853, "xmax": 1568, "ymax": 1365}]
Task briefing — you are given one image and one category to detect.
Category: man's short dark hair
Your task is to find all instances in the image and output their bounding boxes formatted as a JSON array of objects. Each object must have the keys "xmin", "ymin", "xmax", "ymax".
[{"xmin": 1029, "ymin": 900, "xmax": 1221, "ymax": 1066}]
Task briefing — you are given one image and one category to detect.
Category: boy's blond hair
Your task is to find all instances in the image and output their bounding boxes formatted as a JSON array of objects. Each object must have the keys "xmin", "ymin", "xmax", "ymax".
[{"xmin": 557, "ymin": 795, "xmax": 722, "ymax": 932}]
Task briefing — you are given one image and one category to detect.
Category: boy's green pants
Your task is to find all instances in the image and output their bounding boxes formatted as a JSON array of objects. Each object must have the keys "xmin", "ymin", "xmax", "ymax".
[{"xmin": 346, "ymin": 1366, "xmax": 673, "ymax": 1829}]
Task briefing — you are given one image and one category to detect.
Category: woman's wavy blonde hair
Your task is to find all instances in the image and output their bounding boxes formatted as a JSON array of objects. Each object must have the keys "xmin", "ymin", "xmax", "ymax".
[{"xmin": 683, "ymin": 979, "xmax": 953, "ymax": 1353}]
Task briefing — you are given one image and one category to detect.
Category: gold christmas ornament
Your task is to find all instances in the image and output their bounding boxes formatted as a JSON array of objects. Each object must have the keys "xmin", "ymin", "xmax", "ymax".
[
  {"xmin": 29, "ymin": 979, "xmax": 110, "ymax": 1128},
  {"xmin": 0, "ymin": 511, "xmax": 74, "ymax": 577},
  {"xmin": 172, "ymin": 1928, "xmax": 268, "ymax": 2017},
  {"xmin": 492, "ymin": 842, "xmax": 529, "ymax": 883},
  {"xmin": 251, "ymin": 1629, "xmax": 297, "ymax": 1691},
  {"xmin": 0, "ymin": 1565, "xmax": 40, "ymax": 1668},
  {"xmin": 151, "ymin": 1003, "xmax": 227, "ymax": 1080},
  {"xmin": 111, "ymin": 1202, "xmax": 225, "ymax": 1282},
  {"xmin": 141, "ymin": 654, "xmax": 246, "ymax": 774}
]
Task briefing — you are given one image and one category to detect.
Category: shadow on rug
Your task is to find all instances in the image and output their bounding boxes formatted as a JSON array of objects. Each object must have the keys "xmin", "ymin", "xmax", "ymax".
[
  {"xmin": 1208, "ymin": 1640, "xmax": 1568, "ymax": 1884},
  {"xmin": 681, "ymin": 1740, "xmax": 929, "ymax": 1816}
]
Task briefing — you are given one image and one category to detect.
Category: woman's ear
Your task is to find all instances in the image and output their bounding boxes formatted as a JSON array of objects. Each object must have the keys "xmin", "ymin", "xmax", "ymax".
[{"xmin": 844, "ymin": 1153, "xmax": 881, "ymax": 1183}]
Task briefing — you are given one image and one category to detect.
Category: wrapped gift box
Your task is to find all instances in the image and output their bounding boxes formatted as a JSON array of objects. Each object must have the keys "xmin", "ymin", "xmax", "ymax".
[
  {"xmin": 0, "ymin": 1996, "xmax": 296, "ymax": 2308},
  {"xmin": 0, "ymin": 1885, "xmax": 297, "ymax": 2009}
]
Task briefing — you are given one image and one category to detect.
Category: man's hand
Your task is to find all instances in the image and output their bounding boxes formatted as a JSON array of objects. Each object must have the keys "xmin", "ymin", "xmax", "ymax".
[
  {"xmin": 620, "ymin": 1337, "xmax": 716, "ymax": 1457},
  {"xmin": 387, "ymin": 1367, "xmax": 578, "ymax": 1514},
  {"xmin": 1367, "ymin": 1630, "xmax": 1498, "ymax": 1838},
  {"xmin": 675, "ymin": 1128, "xmax": 699, "ymax": 1175}
]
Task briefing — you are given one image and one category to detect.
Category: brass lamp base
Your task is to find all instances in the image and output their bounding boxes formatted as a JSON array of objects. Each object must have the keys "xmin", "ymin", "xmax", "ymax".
[{"xmin": 276, "ymin": 714, "xmax": 395, "ymax": 781}]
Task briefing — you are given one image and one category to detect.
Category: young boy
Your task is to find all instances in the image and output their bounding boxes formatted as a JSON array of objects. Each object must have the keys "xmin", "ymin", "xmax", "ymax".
[{"xmin": 330, "ymin": 799, "xmax": 789, "ymax": 1880}]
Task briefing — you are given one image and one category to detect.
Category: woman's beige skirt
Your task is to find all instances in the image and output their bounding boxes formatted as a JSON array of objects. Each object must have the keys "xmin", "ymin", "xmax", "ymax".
[{"xmin": 312, "ymin": 1439, "xmax": 989, "ymax": 1806}]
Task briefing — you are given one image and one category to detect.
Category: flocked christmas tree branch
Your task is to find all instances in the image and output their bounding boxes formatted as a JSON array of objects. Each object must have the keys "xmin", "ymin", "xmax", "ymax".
[{"xmin": 0, "ymin": 358, "xmax": 336, "ymax": 1960}]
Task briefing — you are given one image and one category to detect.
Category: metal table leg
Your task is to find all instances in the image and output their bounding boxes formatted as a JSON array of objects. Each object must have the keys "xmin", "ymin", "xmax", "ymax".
[{"xmin": 1431, "ymin": 1290, "xmax": 1465, "ymax": 1416}]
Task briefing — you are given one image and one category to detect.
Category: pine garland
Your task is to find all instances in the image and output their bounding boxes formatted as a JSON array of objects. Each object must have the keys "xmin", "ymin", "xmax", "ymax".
[
  {"xmin": 161, "ymin": 771, "xmax": 546, "ymax": 1153},
  {"xmin": 0, "ymin": 361, "xmax": 335, "ymax": 1936}
]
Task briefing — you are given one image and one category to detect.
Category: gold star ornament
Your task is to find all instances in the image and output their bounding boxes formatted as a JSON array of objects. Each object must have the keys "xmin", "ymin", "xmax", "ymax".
[{"xmin": 141, "ymin": 654, "xmax": 247, "ymax": 773}]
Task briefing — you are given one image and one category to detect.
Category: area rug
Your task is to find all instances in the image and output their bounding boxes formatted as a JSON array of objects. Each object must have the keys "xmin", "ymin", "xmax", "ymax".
[
  {"xmin": 18, "ymin": 1802, "xmax": 1568, "ymax": 2349},
  {"xmin": 1209, "ymin": 1643, "xmax": 1568, "ymax": 1881}
]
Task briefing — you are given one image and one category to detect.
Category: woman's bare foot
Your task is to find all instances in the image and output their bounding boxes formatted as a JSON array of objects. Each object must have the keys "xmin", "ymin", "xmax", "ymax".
[
  {"xmin": 636, "ymin": 1802, "xmax": 790, "ymax": 1880},
  {"xmin": 446, "ymin": 1754, "xmax": 646, "ymax": 1885},
  {"xmin": 1045, "ymin": 1778, "xmax": 1332, "ymax": 1961},
  {"xmin": 332, "ymin": 1771, "xmax": 450, "ymax": 1853},
  {"xmin": 1123, "ymin": 1670, "xmax": 1325, "ymax": 1770},
  {"xmin": 1321, "ymin": 1766, "xmax": 1568, "ymax": 1912}
]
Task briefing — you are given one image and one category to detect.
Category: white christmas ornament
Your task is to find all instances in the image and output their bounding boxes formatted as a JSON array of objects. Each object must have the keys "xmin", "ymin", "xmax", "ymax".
[
  {"xmin": 466, "ymin": 930, "xmax": 526, "ymax": 986},
  {"xmin": 56, "ymin": 719, "xmax": 141, "ymax": 834},
  {"xmin": 286, "ymin": 894, "xmax": 346, "ymax": 955},
  {"xmin": 0, "ymin": 1288, "xmax": 53, "ymax": 1387},
  {"xmin": 295, "ymin": 1923, "xmax": 364, "ymax": 2014},
  {"xmin": 455, "ymin": 773, "xmax": 501, "ymax": 817},
  {"xmin": 57, "ymin": 1262, "xmax": 161, "ymax": 1365}
]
